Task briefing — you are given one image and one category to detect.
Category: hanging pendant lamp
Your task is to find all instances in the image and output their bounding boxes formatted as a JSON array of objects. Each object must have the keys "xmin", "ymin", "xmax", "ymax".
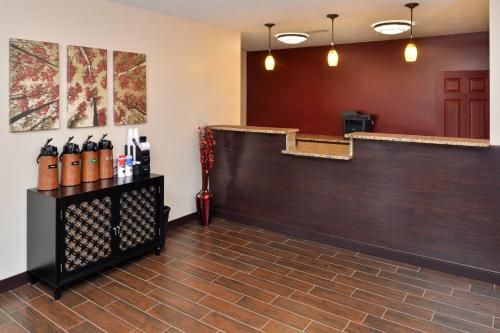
[
  {"xmin": 264, "ymin": 23, "xmax": 275, "ymax": 71},
  {"xmin": 404, "ymin": 3, "xmax": 419, "ymax": 62},
  {"xmin": 326, "ymin": 14, "xmax": 339, "ymax": 67}
]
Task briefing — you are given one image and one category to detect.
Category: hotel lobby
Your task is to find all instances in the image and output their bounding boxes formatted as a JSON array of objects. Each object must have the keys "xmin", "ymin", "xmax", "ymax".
[{"xmin": 1, "ymin": 0, "xmax": 500, "ymax": 332}]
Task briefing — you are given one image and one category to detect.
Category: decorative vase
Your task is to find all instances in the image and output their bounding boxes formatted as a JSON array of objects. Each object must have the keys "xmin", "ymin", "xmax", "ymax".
[
  {"xmin": 196, "ymin": 170, "xmax": 213, "ymax": 226},
  {"xmin": 196, "ymin": 189, "xmax": 213, "ymax": 226}
]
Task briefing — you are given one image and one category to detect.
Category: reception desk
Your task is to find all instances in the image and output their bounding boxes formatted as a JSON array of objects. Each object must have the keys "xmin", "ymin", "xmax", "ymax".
[{"xmin": 210, "ymin": 125, "xmax": 500, "ymax": 283}]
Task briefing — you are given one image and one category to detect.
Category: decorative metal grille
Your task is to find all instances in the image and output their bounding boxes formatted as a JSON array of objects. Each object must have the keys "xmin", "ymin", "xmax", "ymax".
[
  {"xmin": 64, "ymin": 197, "xmax": 112, "ymax": 272},
  {"xmin": 119, "ymin": 186, "xmax": 157, "ymax": 251}
]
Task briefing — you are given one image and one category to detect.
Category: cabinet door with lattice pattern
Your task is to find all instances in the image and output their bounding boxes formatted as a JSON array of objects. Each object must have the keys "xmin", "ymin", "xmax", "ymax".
[
  {"xmin": 118, "ymin": 185, "xmax": 158, "ymax": 253},
  {"xmin": 62, "ymin": 196, "xmax": 113, "ymax": 274}
]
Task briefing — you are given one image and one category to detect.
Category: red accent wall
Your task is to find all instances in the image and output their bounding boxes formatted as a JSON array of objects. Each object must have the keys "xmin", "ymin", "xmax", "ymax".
[{"xmin": 247, "ymin": 32, "xmax": 489, "ymax": 136}]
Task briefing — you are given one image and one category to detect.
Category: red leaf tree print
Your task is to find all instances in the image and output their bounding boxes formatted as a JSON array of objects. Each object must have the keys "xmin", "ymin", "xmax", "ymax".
[
  {"xmin": 113, "ymin": 51, "xmax": 146, "ymax": 125},
  {"xmin": 9, "ymin": 38, "xmax": 59, "ymax": 132},
  {"xmin": 67, "ymin": 46, "xmax": 107, "ymax": 128}
]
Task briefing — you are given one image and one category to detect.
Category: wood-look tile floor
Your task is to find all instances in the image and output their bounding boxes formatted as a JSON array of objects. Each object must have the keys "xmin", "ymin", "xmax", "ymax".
[{"xmin": 1, "ymin": 218, "xmax": 500, "ymax": 333}]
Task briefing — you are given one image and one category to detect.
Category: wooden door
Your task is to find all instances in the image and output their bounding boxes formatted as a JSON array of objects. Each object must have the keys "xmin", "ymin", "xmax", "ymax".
[{"xmin": 437, "ymin": 71, "xmax": 489, "ymax": 139}]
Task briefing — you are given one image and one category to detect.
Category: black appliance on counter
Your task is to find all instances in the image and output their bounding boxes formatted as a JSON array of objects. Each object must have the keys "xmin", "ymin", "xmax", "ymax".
[
  {"xmin": 133, "ymin": 136, "xmax": 151, "ymax": 176},
  {"xmin": 343, "ymin": 111, "xmax": 374, "ymax": 135}
]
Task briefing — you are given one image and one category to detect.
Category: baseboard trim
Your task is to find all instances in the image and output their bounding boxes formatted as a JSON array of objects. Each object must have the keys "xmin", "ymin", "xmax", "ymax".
[
  {"xmin": 165, "ymin": 212, "xmax": 198, "ymax": 230},
  {"xmin": 214, "ymin": 209, "xmax": 500, "ymax": 284},
  {"xmin": 0, "ymin": 271, "xmax": 30, "ymax": 293}
]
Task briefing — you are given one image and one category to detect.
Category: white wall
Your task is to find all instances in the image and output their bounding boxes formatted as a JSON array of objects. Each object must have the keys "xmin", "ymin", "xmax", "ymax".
[
  {"xmin": 241, "ymin": 51, "xmax": 247, "ymax": 125},
  {"xmin": 0, "ymin": 0, "xmax": 240, "ymax": 280},
  {"xmin": 491, "ymin": 0, "xmax": 500, "ymax": 145}
]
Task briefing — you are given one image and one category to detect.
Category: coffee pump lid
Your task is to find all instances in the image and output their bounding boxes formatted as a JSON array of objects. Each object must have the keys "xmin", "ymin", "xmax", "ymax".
[
  {"xmin": 37, "ymin": 138, "xmax": 58, "ymax": 163},
  {"xmin": 62, "ymin": 136, "xmax": 80, "ymax": 154},
  {"xmin": 82, "ymin": 135, "xmax": 97, "ymax": 152},
  {"xmin": 98, "ymin": 133, "xmax": 113, "ymax": 150}
]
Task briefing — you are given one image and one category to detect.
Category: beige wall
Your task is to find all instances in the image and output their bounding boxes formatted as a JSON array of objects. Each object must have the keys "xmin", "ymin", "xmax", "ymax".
[
  {"xmin": 0, "ymin": 0, "xmax": 240, "ymax": 280},
  {"xmin": 491, "ymin": 0, "xmax": 500, "ymax": 145},
  {"xmin": 241, "ymin": 51, "xmax": 247, "ymax": 125}
]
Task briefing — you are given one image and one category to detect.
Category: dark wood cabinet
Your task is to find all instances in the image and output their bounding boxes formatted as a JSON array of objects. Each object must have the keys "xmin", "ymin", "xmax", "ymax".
[{"xmin": 27, "ymin": 174, "xmax": 164, "ymax": 299}]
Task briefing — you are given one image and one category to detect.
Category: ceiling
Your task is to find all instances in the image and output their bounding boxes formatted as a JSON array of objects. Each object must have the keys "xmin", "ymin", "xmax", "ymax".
[{"xmin": 109, "ymin": 0, "xmax": 489, "ymax": 51}]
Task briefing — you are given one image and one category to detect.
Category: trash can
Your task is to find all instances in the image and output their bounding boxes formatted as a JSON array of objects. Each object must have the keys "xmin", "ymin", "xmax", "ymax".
[{"xmin": 164, "ymin": 206, "xmax": 171, "ymax": 223}]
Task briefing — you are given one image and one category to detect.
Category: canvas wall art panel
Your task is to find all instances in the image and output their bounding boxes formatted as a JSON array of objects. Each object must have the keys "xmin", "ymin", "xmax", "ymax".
[
  {"xmin": 9, "ymin": 38, "xmax": 60, "ymax": 132},
  {"xmin": 67, "ymin": 45, "xmax": 107, "ymax": 128},
  {"xmin": 113, "ymin": 51, "xmax": 146, "ymax": 125}
]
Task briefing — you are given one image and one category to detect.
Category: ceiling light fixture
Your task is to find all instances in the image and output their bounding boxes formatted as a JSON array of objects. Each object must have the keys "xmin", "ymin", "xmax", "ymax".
[
  {"xmin": 326, "ymin": 14, "xmax": 339, "ymax": 67},
  {"xmin": 372, "ymin": 20, "xmax": 412, "ymax": 35},
  {"xmin": 264, "ymin": 23, "xmax": 275, "ymax": 71},
  {"xmin": 404, "ymin": 3, "xmax": 419, "ymax": 62},
  {"xmin": 275, "ymin": 33, "xmax": 309, "ymax": 45}
]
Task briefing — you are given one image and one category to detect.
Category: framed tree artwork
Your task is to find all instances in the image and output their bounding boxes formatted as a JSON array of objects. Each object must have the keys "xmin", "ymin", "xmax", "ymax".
[
  {"xmin": 67, "ymin": 46, "xmax": 107, "ymax": 128},
  {"xmin": 9, "ymin": 38, "xmax": 60, "ymax": 132},
  {"xmin": 113, "ymin": 51, "xmax": 146, "ymax": 125}
]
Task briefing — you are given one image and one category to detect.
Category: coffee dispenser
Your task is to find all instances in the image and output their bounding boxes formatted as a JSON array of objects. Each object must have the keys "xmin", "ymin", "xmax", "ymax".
[
  {"xmin": 81, "ymin": 135, "xmax": 99, "ymax": 183},
  {"xmin": 37, "ymin": 138, "xmax": 59, "ymax": 191},
  {"xmin": 60, "ymin": 136, "xmax": 81, "ymax": 187},
  {"xmin": 98, "ymin": 134, "xmax": 113, "ymax": 179}
]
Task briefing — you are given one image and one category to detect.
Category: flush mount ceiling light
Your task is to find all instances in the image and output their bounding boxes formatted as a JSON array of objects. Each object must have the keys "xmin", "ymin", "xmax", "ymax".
[
  {"xmin": 372, "ymin": 20, "xmax": 412, "ymax": 35},
  {"xmin": 275, "ymin": 32, "xmax": 309, "ymax": 45}
]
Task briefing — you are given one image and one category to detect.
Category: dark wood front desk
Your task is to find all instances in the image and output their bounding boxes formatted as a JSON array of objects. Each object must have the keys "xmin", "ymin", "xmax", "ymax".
[{"xmin": 210, "ymin": 126, "xmax": 500, "ymax": 283}]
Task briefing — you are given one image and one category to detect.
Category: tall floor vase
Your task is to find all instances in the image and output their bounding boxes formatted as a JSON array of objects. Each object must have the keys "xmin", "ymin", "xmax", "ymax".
[{"xmin": 196, "ymin": 171, "xmax": 212, "ymax": 226}]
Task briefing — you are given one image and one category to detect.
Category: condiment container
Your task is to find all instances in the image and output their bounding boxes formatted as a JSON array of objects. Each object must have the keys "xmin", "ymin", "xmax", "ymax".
[
  {"xmin": 117, "ymin": 155, "xmax": 126, "ymax": 178},
  {"xmin": 125, "ymin": 155, "xmax": 134, "ymax": 177}
]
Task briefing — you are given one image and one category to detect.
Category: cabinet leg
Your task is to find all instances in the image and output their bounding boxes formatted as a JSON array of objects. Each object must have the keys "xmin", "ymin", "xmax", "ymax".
[
  {"xmin": 154, "ymin": 247, "xmax": 161, "ymax": 256},
  {"xmin": 53, "ymin": 287, "xmax": 61, "ymax": 300},
  {"xmin": 28, "ymin": 273, "xmax": 38, "ymax": 285}
]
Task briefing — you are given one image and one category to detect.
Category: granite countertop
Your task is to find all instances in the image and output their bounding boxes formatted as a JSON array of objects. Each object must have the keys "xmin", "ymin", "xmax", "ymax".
[
  {"xmin": 282, "ymin": 140, "xmax": 352, "ymax": 160},
  {"xmin": 210, "ymin": 125, "xmax": 490, "ymax": 161},
  {"xmin": 345, "ymin": 132, "xmax": 490, "ymax": 147},
  {"xmin": 296, "ymin": 133, "xmax": 350, "ymax": 144},
  {"xmin": 210, "ymin": 125, "xmax": 299, "ymax": 134}
]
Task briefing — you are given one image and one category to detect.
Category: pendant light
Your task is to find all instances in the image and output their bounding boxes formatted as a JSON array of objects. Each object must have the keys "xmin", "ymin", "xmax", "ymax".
[
  {"xmin": 404, "ymin": 3, "xmax": 419, "ymax": 62},
  {"xmin": 264, "ymin": 23, "xmax": 275, "ymax": 71},
  {"xmin": 326, "ymin": 14, "xmax": 339, "ymax": 67}
]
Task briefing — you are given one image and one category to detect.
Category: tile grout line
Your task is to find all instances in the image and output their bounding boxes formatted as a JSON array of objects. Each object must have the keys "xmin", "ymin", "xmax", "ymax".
[
  {"xmin": 301, "ymin": 319, "xmax": 314, "ymax": 332},
  {"xmin": 387, "ymin": 301, "xmax": 497, "ymax": 333},
  {"xmin": 10, "ymin": 291, "xmax": 73, "ymax": 333},
  {"xmin": 289, "ymin": 287, "xmax": 385, "ymax": 323},
  {"xmin": 101, "ymin": 298, "xmax": 166, "ymax": 333},
  {"xmin": 193, "ymin": 292, "xmax": 276, "ymax": 331}
]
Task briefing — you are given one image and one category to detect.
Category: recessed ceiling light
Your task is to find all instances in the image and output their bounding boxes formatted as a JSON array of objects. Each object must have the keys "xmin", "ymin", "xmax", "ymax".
[
  {"xmin": 372, "ymin": 20, "xmax": 412, "ymax": 35},
  {"xmin": 275, "ymin": 33, "xmax": 309, "ymax": 45}
]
